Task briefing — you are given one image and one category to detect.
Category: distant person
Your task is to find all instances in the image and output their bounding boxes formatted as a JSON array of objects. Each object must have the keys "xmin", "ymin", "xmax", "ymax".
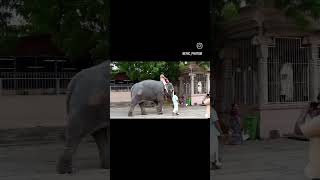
[
  {"xmin": 172, "ymin": 91, "xmax": 179, "ymax": 115},
  {"xmin": 209, "ymin": 96, "xmax": 223, "ymax": 170},
  {"xmin": 180, "ymin": 95, "xmax": 186, "ymax": 107},
  {"xmin": 228, "ymin": 104, "xmax": 243, "ymax": 145},
  {"xmin": 298, "ymin": 102, "xmax": 320, "ymax": 180},
  {"xmin": 203, "ymin": 93, "xmax": 210, "ymax": 118}
]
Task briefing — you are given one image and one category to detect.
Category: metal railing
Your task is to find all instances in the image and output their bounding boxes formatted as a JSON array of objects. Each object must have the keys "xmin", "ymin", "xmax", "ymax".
[
  {"xmin": 110, "ymin": 84, "xmax": 133, "ymax": 92},
  {"xmin": 0, "ymin": 72, "xmax": 76, "ymax": 95},
  {"xmin": 267, "ymin": 37, "xmax": 311, "ymax": 103}
]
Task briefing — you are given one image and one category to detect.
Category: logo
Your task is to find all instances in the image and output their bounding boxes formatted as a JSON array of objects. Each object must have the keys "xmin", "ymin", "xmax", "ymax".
[{"xmin": 196, "ymin": 42, "xmax": 203, "ymax": 50}]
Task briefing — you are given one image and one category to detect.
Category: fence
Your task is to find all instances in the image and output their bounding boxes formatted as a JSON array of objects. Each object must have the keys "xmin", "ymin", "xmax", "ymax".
[
  {"xmin": 267, "ymin": 37, "xmax": 311, "ymax": 103},
  {"xmin": 110, "ymin": 84, "xmax": 133, "ymax": 92},
  {"xmin": 0, "ymin": 72, "xmax": 76, "ymax": 95}
]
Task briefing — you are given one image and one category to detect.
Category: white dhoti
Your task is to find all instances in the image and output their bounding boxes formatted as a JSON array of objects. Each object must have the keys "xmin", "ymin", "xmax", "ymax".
[
  {"xmin": 210, "ymin": 126, "xmax": 219, "ymax": 163},
  {"xmin": 210, "ymin": 108, "xmax": 221, "ymax": 165},
  {"xmin": 173, "ymin": 102, "xmax": 179, "ymax": 113},
  {"xmin": 300, "ymin": 115, "xmax": 320, "ymax": 179}
]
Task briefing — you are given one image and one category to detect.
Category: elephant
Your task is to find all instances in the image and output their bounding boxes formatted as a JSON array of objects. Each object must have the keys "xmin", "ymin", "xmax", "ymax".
[
  {"xmin": 128, "ymin": 80, "xmax": 173, "ymax": 116},
  {"xmin": 56, "ymin": 60, "xmax": 109, "ymax": 174}
]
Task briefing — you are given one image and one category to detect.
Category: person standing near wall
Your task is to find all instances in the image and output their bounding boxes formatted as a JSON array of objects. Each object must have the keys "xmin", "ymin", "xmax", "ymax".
[
  {"xmin": 172, "ymin": 91, "xmax": 180, "ymax": 115},
  {"xmin": 298, "ymin": 102, "xmax": 320, "ymax": 180},
  {"xmin": 228, "ymin": 104, "xmax": 243, "ymax": 145},
  {"xmin": 205, "ymin": 93, "xmax": 223, "ymax": 170},
  {"xmin": 203, "ymin": 93, "xmax": 210, "ymax": 118}
]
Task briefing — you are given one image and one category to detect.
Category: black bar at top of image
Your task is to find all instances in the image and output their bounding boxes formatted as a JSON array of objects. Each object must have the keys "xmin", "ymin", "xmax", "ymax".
[{"xmin": 110, "ymin": 0, "xmax": 210, "ymax": 61}]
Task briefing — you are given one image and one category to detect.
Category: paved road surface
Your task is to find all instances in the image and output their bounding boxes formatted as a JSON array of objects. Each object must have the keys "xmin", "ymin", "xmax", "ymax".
[
  {"xmin": 212, "ymin": 138, "xmax": 309, "ymax": 180},
  {"xmin": 111, "ymin": 105, "xmax": 208, "ymax": 119},
  {"xmin": 0, "ymin": 137, "xmax": 309, "ymax": 179},
  {"xmin": 0, "ymin": 141, "xmax": 108, "ymax": 180}
]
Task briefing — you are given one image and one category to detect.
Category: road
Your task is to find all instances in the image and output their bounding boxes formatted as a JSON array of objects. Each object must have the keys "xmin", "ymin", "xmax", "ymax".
[
  {"xmin": 0, "ymin": 136, "xmax": 310, "ymax": 179},
  {"xmin": 0, "ymin": 141, "xmax": 108, "ymax": 180},
  {"xmin": 110, "ymin": 105, "xmax": 208, "ymax": 119},
  {"xmin": 211, "ymin": 138, "xmax": 309, "ymax": 180}
]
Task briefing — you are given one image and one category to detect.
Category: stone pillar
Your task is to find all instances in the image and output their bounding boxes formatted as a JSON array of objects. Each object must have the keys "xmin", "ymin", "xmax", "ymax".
[
  {"xmin": 179, "ymin": 77, "xmax": 184, "ymax": 96},
  {"xmin": 259, "ymin": 45, "xmax": 268, "ymax": 104},
  {"xmin": 206, "ymin": 72, "xmax": 210, "ymax": 94},
  {"xmin": 303, "ymin": 36, "xmax": 320, "ymax": 101},
  {"xmin": 303, "ymin": 37, "xmax": 320, "ymax": 101},
  {"xmin": 220, "ymin": 47, "xmax": 234, "ymax": 112},
  {"xmin": 311, "ymin": 43, "xmax": 319, "ymax": 101},
  {"xmin": 190, "ymin": 73, "xmax": 195, "ymax": 95},
  {"xmin": 56, "ymin": 79, "xmax": 60, "ymax": 95},
  {"xmin": 252, "ymin": 36, "xmax": 272, "ymax": 105}
]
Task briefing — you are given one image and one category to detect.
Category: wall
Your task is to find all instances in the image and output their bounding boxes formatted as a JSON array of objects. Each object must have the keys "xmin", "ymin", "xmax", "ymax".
[
  {"xmin": 0, "ymin": 95, "xmax": 66, "ymax": 129},
  {"xmin": 259, "ymin": 103, "xmax": 307, "ymax": 139},
  {"xmin": 0, "ymin": 92, "xmax": 132, "ymax": 129},
  {"xmin": 191, "ymin": 94, "xmax": 206, "ymax": 105},
  {"xmin": 110, "ymin": 92, "xmax": 131, "ymax": 103},
  {"xmin": 219, "ymin": 104, "xmax": 258, "ymax": 130}
]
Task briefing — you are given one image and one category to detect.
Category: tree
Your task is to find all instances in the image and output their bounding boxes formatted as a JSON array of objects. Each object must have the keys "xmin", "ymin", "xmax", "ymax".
[
  {"xmin": 112, "ymin": 61, "xmax": 210, "ymax": 83},
  {"xmin": 0, "ymin": 0, "xmax": 29, "ymax": 55},
  {"xmin": 1, "ymin": 0, "xmax": 110, "ymax": 63},
  {"xmin": 112, "ymin": 61, "xmax": 185, "ymax": 83}
]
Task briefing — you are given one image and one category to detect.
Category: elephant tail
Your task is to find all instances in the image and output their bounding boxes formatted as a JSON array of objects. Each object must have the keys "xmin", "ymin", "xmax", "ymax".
[
  {"xmin": 66, "ymin": 76, "xmax": 77, "ymax": 115},
  {"xmin": 130, "ymin": 84, "xmax": 136, "ymax": 98}
]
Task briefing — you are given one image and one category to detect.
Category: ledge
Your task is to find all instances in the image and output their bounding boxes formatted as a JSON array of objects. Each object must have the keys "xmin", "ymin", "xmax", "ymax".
[{"xmin": 258, "ymin": 102, "xmax": 308, "ymax": 111}]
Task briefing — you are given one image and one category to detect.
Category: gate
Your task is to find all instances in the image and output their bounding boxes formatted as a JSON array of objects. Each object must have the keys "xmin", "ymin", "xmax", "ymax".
[
  {"xmin": 231, "ymin": 39, "xmax": 258, "ymax": 105},
  {"xmin": 267, "ymin": 37, "xmax": 311, "ymax": 103}
]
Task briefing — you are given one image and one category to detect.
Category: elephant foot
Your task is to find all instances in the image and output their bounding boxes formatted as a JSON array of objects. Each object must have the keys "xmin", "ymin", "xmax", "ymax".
[
  {"xmin": 141, "ymin": 112, "xmax": 147, "ymax": 115},
  {"xmin": 128, "ymin": 112, "xmax": 133, "ymax": 117},
  {"xmin": 56, "ymin": 158, "xmax": 74, "ymax": 174}
]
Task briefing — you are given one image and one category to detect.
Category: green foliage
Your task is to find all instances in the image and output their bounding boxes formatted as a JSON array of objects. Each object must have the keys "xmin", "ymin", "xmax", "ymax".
[
  {"xmin": 222, "ymin": 2, "xmax": 239, "ymax": 21},
  {"xmin": 112, "ymin": 61, "xmax": 210, "ymax": 83},
  {"xmin": 113, "ymin": 61, "xmax": 178, "ymax": 82},
  {"xmin": 216, "ymin": 0, "xmax": 320, "ymax": 30},
  {"xmin": 113, "ymin": 61, "xmax": 180, "ymax": 81},
  {"xmin": 0, "ymin": 0, "xmax": 110, "ymax": 62}
]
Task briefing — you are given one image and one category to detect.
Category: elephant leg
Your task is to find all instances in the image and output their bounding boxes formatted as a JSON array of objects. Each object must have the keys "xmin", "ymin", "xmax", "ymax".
[
  {"xmin": 92, "ymin": 127, "xmax": 110, "ymax": 169},
  {"xmin": 139, "ymin": 102, "xmax": 147, "ymax": 115},
  {"xmin": 157, "ymin": 101, "xmax": 164, "ymax": 115},
  {"xmin": 128, "ymin": 96, "xmax": 139, "ymax": 116},
  {"xmin": 57, "ymin": 112, "xmax": 86, "ymax": 174},
  {"xmin": 56, "ymin": 135, "xmax": 81, "ymax": 174}
]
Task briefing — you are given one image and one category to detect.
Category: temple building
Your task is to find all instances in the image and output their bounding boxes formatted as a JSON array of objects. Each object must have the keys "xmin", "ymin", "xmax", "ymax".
[
  {"xmin": 178, "ymin": 62, "xmax": 210, "ymax": 105},
  {"xmin": 216, "ymin": 5, "xmax": 320, "ymax": 139}
]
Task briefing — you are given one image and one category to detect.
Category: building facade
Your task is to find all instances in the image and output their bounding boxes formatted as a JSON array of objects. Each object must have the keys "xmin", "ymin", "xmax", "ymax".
[
  {"xmin": 217, "ymin": 6, "xmax": 320, "ymax": 138},
  {"xmin": 178, "ymin": 62, "xmax": 210, "ymax": 105}
]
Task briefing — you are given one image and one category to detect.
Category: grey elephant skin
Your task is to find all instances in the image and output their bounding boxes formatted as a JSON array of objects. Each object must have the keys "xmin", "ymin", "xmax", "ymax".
[
  {"xmin": 56, "ymin": 61, "xmax": 109, "ymax": 174},
  {"xmin": 128, "ymin": 80, "xmax": 172, "ymax": 116}
]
